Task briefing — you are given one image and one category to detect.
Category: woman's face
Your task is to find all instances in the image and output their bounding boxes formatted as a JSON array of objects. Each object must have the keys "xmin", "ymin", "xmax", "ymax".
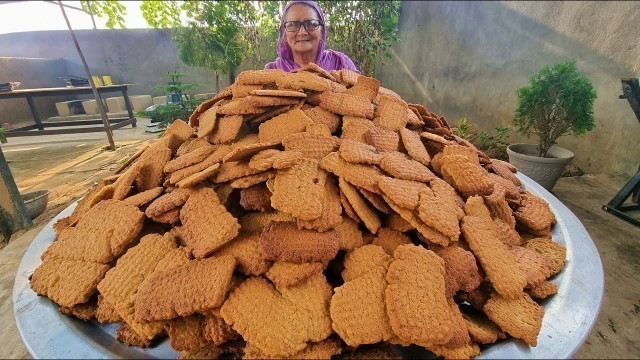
[{"xmin": 284, "ymin": 4, "xmax": 322, "ymax": 56}]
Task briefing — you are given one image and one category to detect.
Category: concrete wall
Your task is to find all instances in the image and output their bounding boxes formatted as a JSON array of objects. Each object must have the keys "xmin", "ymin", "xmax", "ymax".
[
  {"xmin": 377, "ymin": 1, "xmax": 640, "ymax": 177},
  {"xmin": 0, "ymin": 57, "xmax": 70, "ymax": 127}
]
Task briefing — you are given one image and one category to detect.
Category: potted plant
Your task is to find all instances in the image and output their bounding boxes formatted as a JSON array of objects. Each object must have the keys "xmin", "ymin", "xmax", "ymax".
[{"xmin": 507, "ymin": 60, "xmax": 597, "ymax": 191}]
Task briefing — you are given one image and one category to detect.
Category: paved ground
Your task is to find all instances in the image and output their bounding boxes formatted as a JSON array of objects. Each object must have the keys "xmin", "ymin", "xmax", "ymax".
[{"xmin": 0, "ymin": 120, "xmax": 638, "ymax": 358}]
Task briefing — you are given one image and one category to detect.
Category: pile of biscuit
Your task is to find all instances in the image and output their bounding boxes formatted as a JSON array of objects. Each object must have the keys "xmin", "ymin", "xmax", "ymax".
[{"xmin": 30, "ymin": 64, "xmax": 566, "ymax": 359}]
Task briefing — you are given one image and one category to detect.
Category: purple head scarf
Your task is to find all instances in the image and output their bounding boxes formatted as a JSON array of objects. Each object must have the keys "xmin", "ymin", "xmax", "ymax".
[{"xmin": 264, "ymin": 0, "xmax": 360, "ymax": 73}]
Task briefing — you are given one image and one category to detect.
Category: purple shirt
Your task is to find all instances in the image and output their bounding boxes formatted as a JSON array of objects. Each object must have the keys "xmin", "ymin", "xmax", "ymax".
[{"xmin": 264, "ymin": 0, "xmax": 361, "ymax": 73}]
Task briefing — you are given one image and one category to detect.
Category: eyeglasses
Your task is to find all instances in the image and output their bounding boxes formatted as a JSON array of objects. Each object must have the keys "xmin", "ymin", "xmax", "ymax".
[{"xmin": 284, "ymin": 19, "xmax": 323, "ymax": 32}]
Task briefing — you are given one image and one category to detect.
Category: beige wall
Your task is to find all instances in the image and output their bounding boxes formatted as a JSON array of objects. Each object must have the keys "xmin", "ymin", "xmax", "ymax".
[{"xmin": 377, "ymin": 1, "xmax": 640, "ymax": 177}]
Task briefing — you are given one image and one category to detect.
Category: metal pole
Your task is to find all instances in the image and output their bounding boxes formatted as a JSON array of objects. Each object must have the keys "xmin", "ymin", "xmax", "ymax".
[{"xmin": 58, "ymin": 1, "xmax": 116, "ymax": 151}]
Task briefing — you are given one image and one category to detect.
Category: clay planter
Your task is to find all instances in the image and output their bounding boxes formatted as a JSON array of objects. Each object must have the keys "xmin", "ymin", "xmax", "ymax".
[{"xmin": 507, "ymin": 144, "xmax": 574, "ymax": 191}]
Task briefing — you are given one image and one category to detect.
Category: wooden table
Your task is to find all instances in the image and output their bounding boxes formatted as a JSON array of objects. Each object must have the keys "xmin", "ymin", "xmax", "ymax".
[{"xmin": 0, "ymin": 84, "xmax": 137, "ymax": 137}]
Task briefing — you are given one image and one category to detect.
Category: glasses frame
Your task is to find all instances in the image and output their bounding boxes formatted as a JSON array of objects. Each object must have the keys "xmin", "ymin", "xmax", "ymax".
[{"xmin": 283, "ymin": 19, "xmax": 323, "ymax": 32}]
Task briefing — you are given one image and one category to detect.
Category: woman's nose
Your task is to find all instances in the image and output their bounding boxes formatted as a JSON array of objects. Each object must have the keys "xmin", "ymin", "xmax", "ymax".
[{"xmin": 297, "ymin": 25, "xmax": 308, "ymax": 35}]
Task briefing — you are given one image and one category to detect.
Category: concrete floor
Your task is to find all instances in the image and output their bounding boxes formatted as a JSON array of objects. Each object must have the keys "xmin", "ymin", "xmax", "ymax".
[{"xmin": 0, "ymin": 120, "xmax": 638, "ymax": 359}]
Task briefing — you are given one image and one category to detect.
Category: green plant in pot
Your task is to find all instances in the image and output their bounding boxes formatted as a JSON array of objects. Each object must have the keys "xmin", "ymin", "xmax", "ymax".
[{"xmin": 507, "ymin": 60, "xmax": 597, "ymax": 191}]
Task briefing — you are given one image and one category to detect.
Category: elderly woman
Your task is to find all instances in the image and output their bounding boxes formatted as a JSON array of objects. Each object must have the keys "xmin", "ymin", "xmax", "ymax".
[{"xmin": 265, "ymin": 0, "xmax": 360, "ymax": 73}]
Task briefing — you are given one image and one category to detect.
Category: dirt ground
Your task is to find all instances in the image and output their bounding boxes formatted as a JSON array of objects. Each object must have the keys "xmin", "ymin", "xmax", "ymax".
[{"xmin": 0, "ymin": 120, "xmax": 638, "ymax": 358}]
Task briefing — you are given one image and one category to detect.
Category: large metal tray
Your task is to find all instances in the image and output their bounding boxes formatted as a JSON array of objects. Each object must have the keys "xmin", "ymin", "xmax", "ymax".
[{"xmin": 13, "ymin": 174, "xmax": 604, "ymax": 359}]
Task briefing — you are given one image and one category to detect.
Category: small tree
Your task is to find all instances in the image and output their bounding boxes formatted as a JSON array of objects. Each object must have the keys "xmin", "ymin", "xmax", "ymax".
[{"xmin": 514, "ymin": 61, "xmax": 597, "ymax": 157}]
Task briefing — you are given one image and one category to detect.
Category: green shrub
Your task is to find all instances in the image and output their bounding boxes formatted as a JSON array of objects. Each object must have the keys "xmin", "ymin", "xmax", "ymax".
[
  {"xmin": 452, "ymin": 118, "xmax": 510, "ymax": 160},
  {"xmin": 514, "ymin": 61, "xmax": 597, "ymax": 157}
]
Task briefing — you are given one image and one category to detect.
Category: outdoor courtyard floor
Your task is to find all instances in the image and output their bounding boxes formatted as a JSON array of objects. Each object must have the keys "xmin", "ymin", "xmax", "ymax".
[{"xmin": 0, "ymin": 118, "xmax": 638, "ymax": 358}]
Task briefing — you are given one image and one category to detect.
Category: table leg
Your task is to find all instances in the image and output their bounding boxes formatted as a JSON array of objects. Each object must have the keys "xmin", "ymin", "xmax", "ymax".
[
  {"xmin": 122, "ymin": 89, "xmax": 137, "ymax": 128},
  {"xmin": 26, "ymin": 96, "xmax": 44, "ymax": 130}
]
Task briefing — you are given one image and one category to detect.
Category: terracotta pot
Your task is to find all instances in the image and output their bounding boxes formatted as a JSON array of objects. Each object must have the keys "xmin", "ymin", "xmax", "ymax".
[{"xmin": 507, "ymin": 144, "xmax": 574, "ymax": 191}]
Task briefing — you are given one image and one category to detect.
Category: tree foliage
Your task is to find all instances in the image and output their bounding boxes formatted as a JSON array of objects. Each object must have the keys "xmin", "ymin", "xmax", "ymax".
[
  {"xmin": 81, "ymin": 1, "xmax": 401, "ymax": 78},
  {"xmin": 514, "ymin": 61, "xmax": 597, "ymax": 157}
]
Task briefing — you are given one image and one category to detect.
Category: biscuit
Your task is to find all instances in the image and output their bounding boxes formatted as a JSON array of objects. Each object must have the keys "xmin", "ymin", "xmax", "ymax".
[
  {"xmin": 406, "ymin": 107, "xmax": 424, "ymax": 127},
  {"xmin": 247, "ymin": 104, "xmax": 298, "ymax": 126},
  {"xmin": 342, "ymin": 244, "xmax": 392, "ymax": 282},
  {"xmin": 218, "ymin": 97, "xmax": 268, "ymax": 115},
  {"xmin": 359, "ymin": 187, "xmax": 392, "ymax": 214},
  {"xmin": 418, "ymin": 188, "xmax": 461, "ymax": 242},
  {"xmin": 373, "ymin": 95, "xmax": 408, "ymax": 130},
  {"xmin": 272, "ymin": 150, "xmax": 305, "ymax": 169},
  {"xmin": 276, "ymin": 273, "xmax": 333, "ymax": 342},
  {"xmin": 488, "ymin": 173, "xmax": 522, "ymax": 204},
  {"xmin": 380, "ymin": 152, "xmax": 438, "ymax": 182},
  {"xmin": 162, "ymin": 120, "xmax": 194, "ymax": 150},
  {"xmin": 365, "ymin": 127, "xmax": 401, "ymax": 153},
  {"xmin": 461, "ymin": 216, "xmax": 526, "ymax": 298},
  {"xmin": 371, "ymin": 228, "xmax": 412, "ymax": 256},
  {"xmin": 266, "ymin": 261, "xmax": 327, "ymax": 287},
  {"xmin": 232, "ymin": 83, "xmax": 263, "ymax": 98},
  {"xmin": 271, "ymin": 159, "xmax": 327, "ymax": 220},
  {"xmin": 219, "ymin": 277, "xmax": 310, "ymax": 356},
  {"xmin": 197, "ymin": 106, "xmax": 218, "ymax": 139},
  {"xmin": 523, "ymin": 238, "xmax": 566, "ymax": 276},
  {"xmin": 231, "ymin": 168, "xmax": 277, "ymax": 189},
  {"xmin": 213, "ymin": 232, "xmax": 270, "ymax": 276},
  {"xmin": 96, "ymin": 294, "xmax": 123, "ymax": 323},
  {"xmin": 259, "ymin": 221, "xmax": 339, "ymax": 263},
  {"xmin": 399, "ymin": 128, "xmax": 430, "ymax": 165},
  {"xmin": 248, "ymin": 149, "xmax": 281, "ymax": 171},
  {"xmin": 244, "ymin": 339, "xmax": 342, "ymax": 360},
  {"xmin": 510, "ymin": 246, "xmax": 555, "ymax": 287},
  {"xmin": 443, "ymin": 144, "xmax": 480, "ymax": 166},
  {"xmin": 135, "ymin": 255, "xmax": 236, "ymax": 321},
  {"xmin": 146, "ymin": 188, "xmax": 192, "ymax": 217},
  {"xmin": 378, "ymin": 176, "xmax": 428, "ymax": 210},
  {"xmin": 303, "ymin": 106, "xmax": 341, "ymax": 134},
  {"xmin": 30, "ymin": 258, "xmax": 109, "ymax": 307},
  {"xmin": 494, "ymin": 218, "xmax": 524, "ymax": 246},
  {"xmin": 430, "ymin": 178, "xmax": 465, "ymax": 214},
  {"xmin": 489, "ymin": 159, "xmax": 522, "ymax": 187},
  {"xmin": 434, "ymin": 246, "xmax": 483, "ymax": 298},
  {"xmin": 292, "ymin": 62, "xmax": 337, "ymax": 81},
  {"xmin": 339, "ymin": 178, "xmax": 381, "ymax": 234},
  {"xmin": 166, "ymin": 314, "xmax": 209, "ymax": 351},
  {"xmin": 443, "ymin": 298, "xmax": 471, "ymax": 346},
  {"xmin": 58, "ymin": 299, "xmax": 97, "ymax": 321},
  {"xmin": 440, "ymin": 154, "xmax": 494, "ymax": 197},
  {"xmin": 335, "ymin": 216, "xmax": 365, "ymax": 251},
  {"xmin": 384, "ymin": 213, "xmax": 414, "ymax": 233},
  {"xmin": 250, "ymin": 89, "xmax": 307, "ymax": 98},
  {"xmin": 282, "ymin": 131, "xmax": 340, "ymax": 160},
  {"xmin": 385, "ymin": 244, "xmax": 453, "ymax": 346},
  {"xmin": 245, "ymin": 94, "xmax": 301, "ymax": 107},
  {"xmin": 213, "ymin": 160, "xmax": 265, "ymax": 183},
  {"xmin": 180, "ymin": 188, "xmax": 240, "ymax": 258},
  {"xmin": 116, "ymin": 323, "xmax": 153, "ymax": 348},
  {"xmin": 169, "ymin": 145, "xmax": 232, "ymax": 185},
  {"xmin": 297, "ymin": 177, "xmax": 343, "ymax": 232},
  {"xmin": 340, "ymin": 189, "xmax": 362, "ymax": 223},
  {"xmin": 123, "ymin": 187, "xmax": 164, "ymax": 207},
  {"xmin": 113, "ymin": 161, "xmax": 143, "ymax": 200},
  {"xmin": 239, "ymin": 184, "xmax": 273, "ymax": 212},
  {"xmin": 208, "ymin": 115, "xmax": 244, "ymax": 144},
  {"xmin": 115, "ymin": 144, "xmax": 149, "ymax": 175},
  {"xmin": 464, "ymin": 195, "xmax": 492, "ymax": 219},
  {"xmin": 341, "ymin": 116, "xmax": 375, "ymax": 143},
  {"xmin": 223, "ymin": 141, "xmax": 281, "ymax": 163},
  {"xmin": 344, "ymin": 75, "xmax": 380, "ymax": 102},
  {"xmin": 420, "ymin": 131, "xmax": 457, "ymax": 146},
  {"xmin": 526, "ymin": 280, "xmax": 558, "ymax": 299},
  {"xmin": 458, "ymin": 287, "xmax": 491, "ymax": 312},
  {"xmin": 238, "ymin": 211, "xmax": 294, "ymax": 233},
  {"xmin": 52, "ymin": 216, "xmax": 73, "ymax": 237},
  {"xmin": 176, "ymin": 163, "xmax": 220, "ymax": 188},
  {"xmin": 135, "ymin": 145, "xmax": 174, "ymax": 192},
  {"xmin": 382, "ymin": 195, "xmax": 451, "ymax": 247},
  {"xmin": 320, "ymin": 152, "xmax": 383, "ymax": 194},
  {"xmin": 319, "ymin": 91, "xmax": 374, "ymax": 119},
  {"xmin": 330, "ymin": 266, "xmax": 394, "ymax": 346},
  {"xmin": 339, "ymin": 139, "xmax": 383, "ymax": 165},
  {"xmin": 149, "ymin": 207, "xmax": 180, "ymax": 224},
  {"xmin": 276, "ymin": 71, "xmax": 329, "ymax": 92},
  {"xmin": 236, "ymin": 69, "xmax": 286, "ymax": 85},
  {"xmin": 165, "ymin": 145, "xmax": 217, "ymax": 173},
  {"xmin": 514, "ymin": 192, "xmax": 556, "ymax": 232},
  {"xmin": 484, "ymin": 184, "xmax": 516, "ymax": 227},
  {"xmin": 86, "ymin": 184, "xmax": 115, "ymax": 209},
  {"xmin": 258, "ymin": 108, "xmax": 314, "ymax": 143},
  {"xmin": 427, "ymin": 342, "xmax": 481, "ymax": 360},
  {"xmin": 483, "ymin": 292, "xmax": 544, "ymax": 346},
  {"xmin": 204, "ymin": 314, "xmax": 240, "ymax": 346},
  {"xmin": 306, "ymin": 122, "xmax": 332, "ymax": 136},
  {"xmin": 461, "ymin": 310, "xmax": 505, "ymax": 344}
]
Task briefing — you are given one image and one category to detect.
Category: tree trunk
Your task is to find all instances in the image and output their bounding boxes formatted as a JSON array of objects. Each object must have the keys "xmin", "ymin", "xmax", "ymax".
[
  {"xmin": 215, "ymin": 71, "xmax": 220, "ymax": 93},
  {"xmin": 229, "ymin": 65, "xmax": 236, "ymax": 85}
]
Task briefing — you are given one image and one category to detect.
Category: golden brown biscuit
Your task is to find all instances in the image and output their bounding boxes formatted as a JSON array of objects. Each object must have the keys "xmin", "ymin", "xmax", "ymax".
[
  {"xmin": 484, "ymin": 292, "xmax": 544, "ymax": 346},
  {"xmin": 434, "ymin": 246, "xmax": 483, "ymax": 298},
  {"xmin": 330, "ymin": 266, "xmax": 394, "ymax": 346},
  {"xmin": 340, "ymin": 188, "xmax": 362, "ymax": 223},
  {"xmin": 213, "ymin": 160, "xmax": 265, "ymax": 184},
  {"xmin": 339, "ymin": 138, "xmax": 383, "ymax": 165},
  {"xmin": 462, "ymin": 310, "xmax": 505, "ymax": 345},
  {"xmin": 303, "ymin": 106, "xmax": 341, "ymax": 134},
  {"xmin": 365, "ymin": 127, "xmax": 401, "ymax": 153},
  {"xmin": 342, "ymin": 244, "xmax": 392, "ymax": 282},
  {"xmin": 385, "ymin": 244, "xmax": 453, "ymax": 346},
  {"xmin": 239, "ymin": 184, "xmax": 273, "ymax": 212},
  {"xmin": 116, "ymin": 323, "xmax": 153, "ymax": 348},
  {"xmin": 282, "ymin": 131, "xmax": 340, "ymax": 160},
  {"xmin": 161, "ymin": 119, "xmax": 194, "ymax": 150},
  {"xmin": 371, "ymin": 228, "xmax": 412, "ymax": 256},
  {"xmin": 203, "ymin": 314, "xmax": 240, "ymax": 346},
  {"xmin": 271, "ymin": 158, "xmax": 327, "ymax": 220},
  {"xmin": 321, "ymin": 151, "xmax": 383, "ymax": 194},
  {"xmin": 384, "ymin": 213, "xmax": 414, "ymax": 233},
  {"xmin": 523, "ymin": 238, "xmax": 566, "ymax": 276},
  {"xmin": 378, "ymin": 176, "xmax": 428, "ymax": 210},
  {"xmin": 96, "ymin": 294, "xmax": 123, "ymax": 323},
  {"xmin": 510, "ymin": 246, "xmax": 556, "ymax": 287},
  {"xmin": 197, "ymin": 106, "xmax": 218, "ymax": 139},
  {"xmin": 461, "ymin": 216, "xmax": 526, "ymax": 299},
  {"xmin": 276, "ymin": 71, "xmax": 329, "ymax": 92},
  {"xmin": 339, "ymin": 178, "xmax": 381, "ymax": 234},
  {"xmin": 135, "ymin": 255, "xmax": 236, "ymax": 322},
  {"xmin": 259, "ymin": 221, "xmax": 340, "ymax": 263},
  {"xmin": 464, "ymin": 195, "xmax": 492, "ymax": 219},
  {"xmin": 58, "ymin": 299, "xmax": 97, "ymax": 321},
  {"xmin": 380, "ymin": 152, "xmax": 437, "ymax": 182},
  {"xmin": 526, "ymin": 280, "xmax": 558, "ymax": 299},
  {"xmin": 489, "ymin": 159, "xmax": 522, "ymax": 187},
  {"xmin": 399, "ymin": 128, "xmax": 430, "ymax": 165},
  {"xmin": 297, "ymin": 177, "xmax": 343, "ymax": 232},
  {"xmin": 222, "ymin": 140, "xmax": 281, "ymax": 163},
  {"xmin": 418, "ymin": 187, "xmax": 461, "ymax": 243},
  {"xmin": 359, "ymin": 187, "xmax": 392, "ymax": 214},
  {"xmin": 319, "ymin": 91, "xmax": 374, "ymax": 119},
  {"xmin": 440, "ymin": 154, "xmax": 494, "ymax": 197},
  {"xmin": 374, "ymin": 95, "xmax": 408, "ymax": 130},
  {"xmin": 169, "ymin": 145, "xmax": 232, "ymax": 185},
  {"xmin": 145, "ymin": 188, "xmax": 192, "ymax": 218},
  {"xmin": 266, "ymin": 261, "xmax": 327, "ymax": 288},
  {"xmin": 113, "ymin": 161, "xmax": 143, "ymax": 200},
  {"xmin": 258, "ymin": 108, "xmax": 314, "ymax": 143},
  {"xmin": 208, "ymin": 115, "xmax": 244, "ymax": 144},
  {"xmin": 219, "ymin": 277, "xmax": 310, "ymax": 357},
  {"xmin": 341, "ymin": 116, "xmax": 375, "ymax": 143},
  {"xmin": 244, "ymin": 339, "xmax": 342, "ymax": 360},
  {"xmin": 237, "ymin": 211, "xmax": 294, "ymax": 233},
  {"xmin": 213, "ymin": 232, "xmax": 270, "ymax": 276},
  {"xmin": 236, "ymin": 69, "xmax": 286, "ymax": 85},
  {"xmin": 229, "ymin": 169, "xmax": 276, "ymax": 189},
  {"xmin": 123, "ymin": 187, "xmax": 164, "ymax": 207},
  {"xmin": 180, "ymin": 188, "xmax": 240, "ymax": 258},
  {"xmin": 382, "ymin": 195, "xmax": 451, "ymax": 247},
  {"xmin": 335, "ymin": 216, "xmax": 365, "ymax": 251},
  {"xmin": 484, "ymin": 184, "xmax": 516, "ymax": 227},
  {"xmin": 515, "ymin": 191, "xmax": 556, "ymax": 232},
  {"xmin": 166, "ymin": 314, "xmax": 209, "ymax": 352},
  {"xmin": 245, "ymin": 94, "xmax": 301, "ymax": 107}
]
